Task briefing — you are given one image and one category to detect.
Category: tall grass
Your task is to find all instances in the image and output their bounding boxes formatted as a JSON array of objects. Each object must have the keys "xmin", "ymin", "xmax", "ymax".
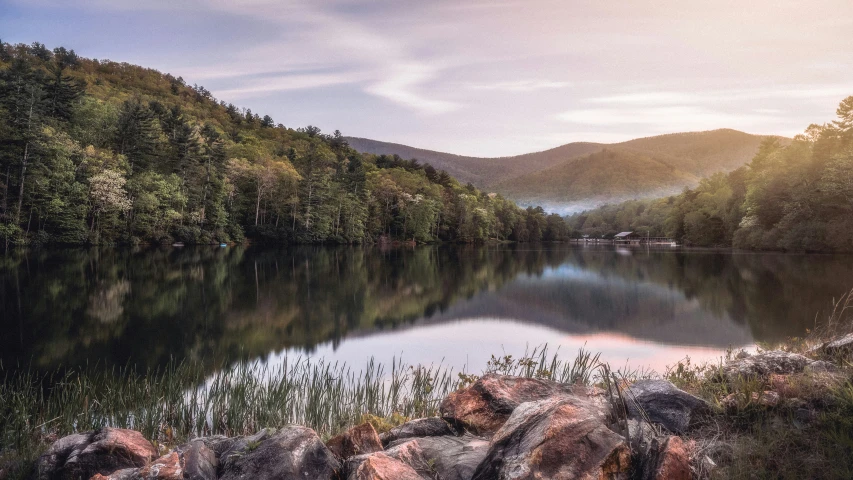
[
  {"xmin": 811, "ymin": 286, "xmax": 853, "ymax": 342},
  {"xmin": 0, "ymin": 345, "xmax": 605, "ymax": 467}
]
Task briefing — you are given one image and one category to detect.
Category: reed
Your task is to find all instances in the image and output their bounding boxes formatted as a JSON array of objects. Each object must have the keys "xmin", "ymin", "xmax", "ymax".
[{"xmin": 0, "ymin": 346, "xmax": 604, "ymax": 470}]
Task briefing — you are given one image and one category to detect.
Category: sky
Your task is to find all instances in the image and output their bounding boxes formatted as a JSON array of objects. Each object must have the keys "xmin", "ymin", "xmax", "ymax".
[{"xmin": 2, "ymin": 0, "xmax": 853, "ymax": 157}]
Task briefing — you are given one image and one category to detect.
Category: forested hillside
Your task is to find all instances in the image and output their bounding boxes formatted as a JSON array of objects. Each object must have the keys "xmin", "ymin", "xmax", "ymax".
[
  {"xmin": 346, "ymin": 137, "xmax": 603, "ymax": 187},
  {"xmin": 349, "ymin": 130, "xmax": 772, "ymax": 209},
  {"xmin": 0, "ymin": 42, "xmax": 571, "ymax": 246},
  {"xmin": 567, "ymin": 97, "xmax": 853, "ymax": 252}
]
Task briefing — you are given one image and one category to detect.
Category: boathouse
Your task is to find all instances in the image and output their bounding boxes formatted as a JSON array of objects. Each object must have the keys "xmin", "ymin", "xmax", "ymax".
[{"xmin": 614, "ymin": 231, "xmax": 642, "ymax": 244}]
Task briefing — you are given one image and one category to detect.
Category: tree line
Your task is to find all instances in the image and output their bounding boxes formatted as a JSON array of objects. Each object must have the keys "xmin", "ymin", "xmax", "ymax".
[
  {"xmin": 0, "ymin": 42, "xmax": 573, "ymax": 246},
  {"xmin": 567, "ymin": 96, "xmax": 853, "ymax": 252}
]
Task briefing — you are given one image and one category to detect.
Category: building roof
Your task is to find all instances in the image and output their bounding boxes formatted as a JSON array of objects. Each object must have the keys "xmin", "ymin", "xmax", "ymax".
[{"xmin": 614, "ymin": 231, "xmax": 635, "ymax": 237}]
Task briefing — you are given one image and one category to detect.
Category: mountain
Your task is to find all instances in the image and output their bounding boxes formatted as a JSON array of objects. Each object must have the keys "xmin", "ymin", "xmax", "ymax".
[
  {"xmin": 616, "ymin": 129, "xmax": 771, "ymax": 177},
  {"xmin": 348, "ymin": 129, "xmax": 779, "ymax": 212},
  {"xmin": 345, "ymin": 137, "xmax": 602, "ymax": 187},
  {"xmin": 495, "ymin": 148, "xmax": 700, "ymax": 209}
]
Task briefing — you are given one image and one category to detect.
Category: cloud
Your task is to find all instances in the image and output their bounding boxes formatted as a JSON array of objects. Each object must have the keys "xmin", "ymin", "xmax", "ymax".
[
  {"xmin": 366, "ymin": 63, "xmax": 461, "ymax": 114},
  {"xmin": 6, "ymin": 0, "xmax": 853, "ymax": 155},
  {"xmin": 466, "ymin": 80, "xmax": 571, "ymax": 92},
  {"xmin": 198, "ymin": 0, "xmax": 459, "ymax": 114},
  {"xmin": 555, "ymin": 106, "xmax": 779, "ymax": 132},
  {"xmin": 587, "ymin": 86, "xmax": 853, "ymax": 106},
  {"xmin": 214, "ymin": 72, "xmax": 368, "ymax": 99}
]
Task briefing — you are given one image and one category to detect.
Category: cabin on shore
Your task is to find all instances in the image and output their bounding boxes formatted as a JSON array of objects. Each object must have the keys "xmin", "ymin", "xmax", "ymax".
[
  {"xmin": 614, "ymin": 231, "xmax": 642, "ymax": 244},
  {"xmin": 574, "ymin": 232, "xmax": 676, "ymax": 245},
  {"xmin": 613, "ymin": 231, "xmax": 677, "ymax": 245}
]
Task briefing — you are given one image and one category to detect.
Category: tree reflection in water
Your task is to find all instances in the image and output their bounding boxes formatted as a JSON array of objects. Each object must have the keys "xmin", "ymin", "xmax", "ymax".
[{"xmin": 2, "ymin": 245, "xmax": 852, "ymax": 374}]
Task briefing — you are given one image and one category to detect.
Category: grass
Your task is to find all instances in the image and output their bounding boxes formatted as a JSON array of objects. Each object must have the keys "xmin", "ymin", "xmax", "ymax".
[
  {"xmin": 0, "ymin": 345, "xmax": 606, "ymax": 479},
  {"xmin": 2, "ymin": 301, "xmax": 853, "ymax": 480},
  {"xmin": 658, "ymin": 289, "xmax": 853, "ymax": 480}
]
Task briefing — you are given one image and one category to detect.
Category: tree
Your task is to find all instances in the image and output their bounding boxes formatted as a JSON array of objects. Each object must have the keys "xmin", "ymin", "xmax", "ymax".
[
  {"xmin": 0, "ymin": 57, "xmax": 48, "ymax": 224},
  {"xmin": 89, "ymin": 169, "xmax": 131, "ymax": 238},
  {"xmin": 227, "ymin": 156, "xmax": 300, "ymax": 226},
  {"xmin": 114, "ymin": 99, "xmax": 159, "ymax": 172}
]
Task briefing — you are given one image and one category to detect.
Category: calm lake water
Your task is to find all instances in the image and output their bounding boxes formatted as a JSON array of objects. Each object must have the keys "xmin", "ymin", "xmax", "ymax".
[{"xmin": 3, "ymin": 245, "xmax": 853, "ymax": 376}]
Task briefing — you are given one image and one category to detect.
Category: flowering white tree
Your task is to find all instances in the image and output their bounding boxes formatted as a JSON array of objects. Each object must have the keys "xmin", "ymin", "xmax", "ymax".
[{"xmin": 89, "ymin": 169, "xmax": 132, "ymax": 234}]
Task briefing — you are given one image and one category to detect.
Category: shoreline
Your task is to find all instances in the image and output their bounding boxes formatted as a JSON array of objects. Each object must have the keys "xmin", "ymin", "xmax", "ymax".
[{"xmin": 3, "ymin": 330, "xmax": 853, "ymax": 479}]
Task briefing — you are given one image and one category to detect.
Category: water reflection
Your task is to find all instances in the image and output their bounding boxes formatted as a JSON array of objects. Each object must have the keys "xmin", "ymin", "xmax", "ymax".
[{"xmin": 2, "ymin": 245, "xmax": 852, "ymax": 374}]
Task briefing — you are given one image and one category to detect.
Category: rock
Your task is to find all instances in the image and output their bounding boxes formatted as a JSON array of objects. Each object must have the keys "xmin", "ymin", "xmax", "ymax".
[
  {"xmin": 824, "ymin": 333, "xmax": 853, "ymax": 355},
  {"xmin": 625, "ymin": 379, "xmax": 709, "ymax": 433},
  {"xmin": 734, "ymin": 350, "xmax": 752, "ymax": 360},
  {"xmin": 752, "ymin": 390, "xmax": 780, "ymax": 407},
  {"xmin": 91, "ymin": 469, "xmax": 137, "ymax": 480},
  {"xmin": 358, "ymin": 434, "xmax": 489, "ymax": 480},
  {"xmin": 326, "ymin": 423, "xmax": 383, "ymax": 459},
  {"xmin": 35, "ymin": 432, "xmax": 93, "ymax": 480},
  {"xmin": 472, "ymin": 397, "xmax": 631, "ymax": 480},
  {"xmin": 406, "ymin": 434, "xmax": 489, "ymax": 480},
  {"xmin": 439, "ymin": 374, "xmax": 582, "ymax": 434},
  {"xmin": 626, "ymin": 418, "xmax": 660, "ymax": 475},
  {"xmin": 176, "ymin": 440, "xmax": 218, "ymax": 480},
  {"xmin": 89, "ymin": 441, "xmax": 217, "ymax": 480},
  {"xmin": 720, "ymin": 393, "xmax": 741, "ymax": 411},
  {"xmin": 811, "ymin": 332, "xmax": 853, "ymax": 357},
  {"xmin": 135, "ymin": 452, "xmax": 183, "ymax": 480},
  {"xmin": 345, "ymin": 452, "xmax": 423, "ymax": 480},
  {"xmin": 379, "ymin": 417, "xmax": 455, "ymax": 446},
  {"xmin": 715, "ymin": 351, "xmax": 814, "ymax": 382},
  {"xmin": 219, "ymin": 426, "xmax": 340, "ymax": 480},
  {"xmin": 191, "ymin": 435, "xmax": 237, "ymax": 457},
  {"xmin": 35, "ymin": 428, "xmax": 156, "ymax": 480},
  {"xmin": 805, "ymin": 360, "xmax": 838, "ymax": 373},
  {"xmin": 651, "ymin": 436, "xmax": 693, "ymax": 480}
]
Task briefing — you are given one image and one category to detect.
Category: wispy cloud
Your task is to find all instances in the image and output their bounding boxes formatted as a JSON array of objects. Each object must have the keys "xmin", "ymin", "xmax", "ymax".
[
  {"xmin": 587, "ymin": 86, "xmax": 853, "ymax": 105},
  {"xmin": 555, "ymin": 106, "xmax": 780, "ymax": 133},
  {"xmin": 466, "ymin": 80, "xmax": 571, "ymax": 92},
  {"xmin": 195, "ymin": 0, "xmax": 459, "ymax": 114},
  {"xmin": 4, "ymin": 0, "xmax": 853, "ymax": 155},
  {"xmin": 366, "ymin": 63, "xmax": 461, "ymax": 114}
]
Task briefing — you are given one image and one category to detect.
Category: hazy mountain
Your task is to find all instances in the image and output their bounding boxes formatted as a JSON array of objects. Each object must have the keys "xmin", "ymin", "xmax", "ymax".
[
  {"xmin": 495, "ymin": 148, "xmax": 701, "ymax": 210},
  {"xmin": 347, "ymin": 129, "xmax": 779, "ymax": 213},
  {"xmin": 345, "ymin": 137, "xmax": 603, "ymax": 187}
]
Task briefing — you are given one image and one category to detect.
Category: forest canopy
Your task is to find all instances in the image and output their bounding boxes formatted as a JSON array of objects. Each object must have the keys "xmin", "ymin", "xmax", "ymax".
[
  {"xmin": 567, "ymin": 96, "xmax": 853, "ymax": 252},
  {"xmin": 0, "ymin": 41, "xmax": 569, "ymax": 246}
]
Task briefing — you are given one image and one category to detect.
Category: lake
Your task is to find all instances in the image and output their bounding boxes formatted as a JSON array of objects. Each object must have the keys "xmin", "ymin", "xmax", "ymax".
[{"xmin": 3, "ymin": 244, "xmax": 853, "ymax": 377}]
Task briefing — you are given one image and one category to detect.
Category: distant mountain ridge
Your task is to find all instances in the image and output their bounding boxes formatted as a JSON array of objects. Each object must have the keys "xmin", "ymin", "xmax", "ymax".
[
  {"xmin": 344, "ymin": 136, "xmax": 603, "ymax": 187},
  {"xmin": 347, "ymin": 129, "xmax": 784, "ymax": 212}
]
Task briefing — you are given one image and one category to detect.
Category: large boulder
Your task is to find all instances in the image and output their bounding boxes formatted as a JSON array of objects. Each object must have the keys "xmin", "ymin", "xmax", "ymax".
[
  {"xmin": 400, "ymin": 434, "xmax": 489, "ymax": 480},
  {"xmin": 190, "ymin": 435, "xmax": 237, "ymax": 457},
  {"xmin": 326, "ymin": 423, "xmax": 383, "ymax": 460},
  {"xmin": 218, "ymin": 426, "xmax": 340, "ymax": 480},
  {"xmin": 345, "ymin": 452, "xmax": 423, "ymax": 480},
  {"xmin": 348, "ymin": 433, "xmax": 490, "ymax": 480},
  {"xmin": 90, "ymin": 441, "xmax": 217, "ymax": 480},
  {"xmin": 439, "ymin": 374, "xmax": 580, "ymax": 434},
  {"xmin": 625, "ymin": 380, "xmax": 709, "ymax": 433},
  {"xmin": 713, "ymin": 351, "xmax": 815, "ymax": 383},
  {"xmin": 379, "ymin": 417, "xmax": 455, "ymax": 446},
  {"xmin": 35, "ymin": 428, "xmax": 157, "ymax": 480},
  {"xmin": 472, "ymin": 397, "xmax": 631, "ymax": 480},
  {"xmin": 175, "ymin": 440, "xmax": 218, "ymax": 480}
]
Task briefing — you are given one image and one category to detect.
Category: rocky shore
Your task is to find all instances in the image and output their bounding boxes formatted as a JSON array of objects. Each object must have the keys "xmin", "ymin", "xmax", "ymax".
[{"xmin": 29, "ymin": 335, "xmax": 853, "ymax": 480}]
